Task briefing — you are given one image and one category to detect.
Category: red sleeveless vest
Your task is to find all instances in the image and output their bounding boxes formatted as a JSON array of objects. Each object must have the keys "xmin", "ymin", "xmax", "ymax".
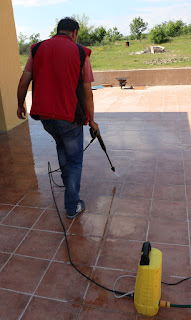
[{"xmin": 30, "ymin": 34, "xmax": 91, "ymax": 124}]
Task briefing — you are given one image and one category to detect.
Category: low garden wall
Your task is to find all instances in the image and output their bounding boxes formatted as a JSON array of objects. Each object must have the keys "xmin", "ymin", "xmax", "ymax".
[
  {"xmin": 93, "ymin": 67, "xmax": 191, "ymax": 87},
  {"xmin": 28, "ymin": 67, "xmax": 191, "ymax": 91}
]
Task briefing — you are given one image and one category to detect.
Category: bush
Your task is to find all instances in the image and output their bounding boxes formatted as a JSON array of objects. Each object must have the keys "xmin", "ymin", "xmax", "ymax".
[
  {"xmin": 18, "ymin": 32, "xmax": 41, "ymax": 55},
  {"xmin": 149, "ymin": 24, "xmax": 169, "ymax": 44},
  {"xmin": 101, "ymin": 38, "xmax": 110, "ymax": 45},
  {"xmin": 166, "ymin": 20, "xmax": 185, "ymax": 37},
  {"xmin": 78, "ymin": 38, "xmax": 94, "ymax": 46},
  {"xmin": 19, "ymin": 43, "xmax": 31, "ymax": 55},
  {"xmin": 129, "ymin": 34, "xmax": 136, "ymax": 40},
  {"xmin": 187, "ymin": 24, "xmax": 191, "ymax": 33},
  {"xmin": 141, "ymin": 33, "xmax": 148, "ymax": 40}
]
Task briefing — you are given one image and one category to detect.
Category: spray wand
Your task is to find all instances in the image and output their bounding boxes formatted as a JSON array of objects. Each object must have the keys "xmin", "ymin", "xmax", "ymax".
[{"xmin": 89, "ymin": 127, "xmax": 115, "ymax": 172}]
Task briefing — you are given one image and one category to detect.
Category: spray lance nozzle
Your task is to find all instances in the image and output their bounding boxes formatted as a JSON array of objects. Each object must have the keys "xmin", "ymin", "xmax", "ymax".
[{"xmin": 89, "ymin": 127, "xmax": 115, "ymax": 172}]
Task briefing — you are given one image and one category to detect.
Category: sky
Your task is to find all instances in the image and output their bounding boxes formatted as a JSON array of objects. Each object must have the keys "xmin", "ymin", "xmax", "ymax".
[{"xmin": 12, "ymin": 0, "xmax": 191, "ymax": 40}]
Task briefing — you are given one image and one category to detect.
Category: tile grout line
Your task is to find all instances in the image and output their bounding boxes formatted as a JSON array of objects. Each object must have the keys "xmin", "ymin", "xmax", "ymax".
[
  {"xmin": 0, "ymin": 267, "xmax": 186, "ymax": 304},
  {"xmin": 81, "ymin": 178, "xmax": 126, "ymax": 306},
  {"xmin": 33, "ymin": 294, "xmax": 70, "ymax": 303},
  {"xmin": 15, "ymin": 188, "xmax": 34, "ymax": 206},
  {"xmin": 17, "ymin": 234, "xmax": 66, "ymax": 320},
  {"xmin": 162, "ymin": 85, "xmax": 165, "ymax": 113},
  {"xmin": 0, "ymin": 185, "xmax": 59, "ymax": 223},
  {"xmin": 0, "ymin": 189, "xmax": 31, "ymax": 224},
  {"xmin": 0, "ymin": 287, "xmax": 32, "ymax": 296},
  {"xmin": 0, "ymin": 206, "xmax": 48, "ymax": 273},
  {"xmin": 146, "ymin": 152, "xmax": 159, "ymax": 241},
  {"xmin": 0, "ymin": 223, "xmax": 73, "ymax": 235},
  {"xmin": 0, "ymin": 224, "xmax": 30, "ymax": 230},
  {"xmin": 6, "ymin": 253, "xmax": 52, "ymax": 263},
  {"xmin": 182, "ymin": 150, "xmax": 191, "ymax": 269},
  {"xmin": 178, "ymin": 100, "xmax": 191, "ymax": 269},
  {"xmin": 0, "ymin": 203, "xmax": 55, "ymax": 210},
  {"xmin": 93, "ymin": 264, "xmax": 188, "ymax": 278},
  {"xmin": 75, "ymin": 161, "xmax": 127, "ymax": 319},
  {"xmin": 0, "ymin": 206, "xmax": 17, "ymax": 224},
  {"xmin": 17, "ymin": 181, "xmax": 83, "ymax": 320}
]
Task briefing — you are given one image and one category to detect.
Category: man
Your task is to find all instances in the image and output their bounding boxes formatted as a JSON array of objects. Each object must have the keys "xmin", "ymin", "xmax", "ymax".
[{"xmin": 17, "ymin": 17, "xmax": 98, "ymax": 218}]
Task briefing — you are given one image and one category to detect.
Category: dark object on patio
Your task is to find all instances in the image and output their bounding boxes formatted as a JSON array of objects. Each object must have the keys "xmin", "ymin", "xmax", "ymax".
[
  {"xmin": 116, "ymin": 77, "xmax": 133, "ymax": 89},
  {"xmin": 116, "ymin": 77, "xmax": 127, "ymax": 88}
]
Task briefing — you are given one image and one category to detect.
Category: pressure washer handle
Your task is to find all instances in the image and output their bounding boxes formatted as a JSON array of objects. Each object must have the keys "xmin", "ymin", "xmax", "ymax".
[
  {"xmin": 90, "ymin": 128, "xmax": 106, "ymax": 152},
  {"xmin": 97, "ymin": 131, "xmax": 107, "ymax": 152},
  {"xmin": 89, "ymin": 127, "xmax": 115, "ymax": 172},
  {"xmin": 140, "ymin": 242, "xmax": 151, "ymax": 265},
  {"xmin": 89, "ymin": 127, "xmax": 98, "ymax": 139}
]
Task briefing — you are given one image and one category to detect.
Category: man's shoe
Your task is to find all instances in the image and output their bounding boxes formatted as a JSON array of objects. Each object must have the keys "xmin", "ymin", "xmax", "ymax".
[{"xmin": 67, "ymin": 200, "xmax": 85, "ymax": 219}]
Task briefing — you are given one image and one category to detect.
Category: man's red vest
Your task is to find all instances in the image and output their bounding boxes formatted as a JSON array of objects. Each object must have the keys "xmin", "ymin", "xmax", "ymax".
[{"xmin": 30, "ymin": 34, "xmax": 91, "ymax": 124}]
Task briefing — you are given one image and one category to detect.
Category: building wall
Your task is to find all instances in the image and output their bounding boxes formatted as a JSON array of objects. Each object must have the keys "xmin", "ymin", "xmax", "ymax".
[{"xmin": 0, "ymin": 0, "xmax": 26, "ymax": 131}]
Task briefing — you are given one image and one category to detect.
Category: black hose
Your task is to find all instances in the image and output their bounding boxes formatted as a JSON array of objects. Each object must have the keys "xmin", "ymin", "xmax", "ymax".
[
  {"xmin": 170, "ymin": 304, "xmax": 191, "ymax": 308},
  {"xmin": 48, "ymin": 162, "xmax": 133, "ymax": 299},
  {"xmin": 162, "ymin": 276, "xmax": 191, "ymax": 286}
]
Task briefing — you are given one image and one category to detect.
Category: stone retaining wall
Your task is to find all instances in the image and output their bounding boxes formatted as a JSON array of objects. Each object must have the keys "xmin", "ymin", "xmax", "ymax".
[
  {"xmin": 93, "ymin": 68, "xmax": 191, "ymax": 87},
  {"xmin": 28, "ymin": 68, "xmax": 191, "ymax": 91}
]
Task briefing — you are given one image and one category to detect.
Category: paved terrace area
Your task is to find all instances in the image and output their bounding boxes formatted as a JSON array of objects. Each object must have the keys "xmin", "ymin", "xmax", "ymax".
[{"xmin": 0, "ymin": 85, "xmax": 191, "ymax": 320}]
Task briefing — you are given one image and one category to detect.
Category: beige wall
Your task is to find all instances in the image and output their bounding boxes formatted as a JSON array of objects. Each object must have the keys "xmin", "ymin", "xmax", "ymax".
[
  {"xmin": 28, "ymin": 67, "xmax": 191, "ymax": 92},
  {"xmin": 93, "ymin": 68, "xmax": 191, "ymax": 87},
  {"xmin": 0, "ymin": 0, "xmax": 26, "ymax": 131}
]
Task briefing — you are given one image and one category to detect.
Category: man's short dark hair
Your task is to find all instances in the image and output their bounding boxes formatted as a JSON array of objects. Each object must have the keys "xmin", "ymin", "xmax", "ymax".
[{"xmin": 57, "ymin": 17, "xmax": 79, "ymax": 33}]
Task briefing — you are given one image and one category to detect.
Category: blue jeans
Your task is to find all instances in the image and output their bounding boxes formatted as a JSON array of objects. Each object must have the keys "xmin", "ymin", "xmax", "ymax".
[{"xmin": 41, "ymin": 119, "xmax": 83, "ymax": 214}]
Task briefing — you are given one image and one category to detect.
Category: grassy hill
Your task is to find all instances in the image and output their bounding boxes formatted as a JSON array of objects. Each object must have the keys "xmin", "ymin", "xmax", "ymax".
[{"xmin": 20, "ymin": 34, "xmax": 191, "ymax": 71}]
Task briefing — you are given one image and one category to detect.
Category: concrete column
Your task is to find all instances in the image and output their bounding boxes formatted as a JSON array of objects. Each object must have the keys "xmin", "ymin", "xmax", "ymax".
[{"xmin": 0, "ymin": 0, "xmax": 27, "ymax": 131}]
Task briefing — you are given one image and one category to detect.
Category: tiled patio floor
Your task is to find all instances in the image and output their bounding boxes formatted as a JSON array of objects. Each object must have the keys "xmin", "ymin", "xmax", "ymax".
[{"xmin": 0, "ymin": 85, "xmax": 191, "ymax": 319}]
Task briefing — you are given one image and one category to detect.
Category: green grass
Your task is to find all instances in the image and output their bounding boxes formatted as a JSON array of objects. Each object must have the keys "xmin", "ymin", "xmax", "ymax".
[
  {"xmin": 89, "ymin": 34, "xmax": 191, "ymax": 70},
  {"xmin": 20, "ymin": 54, "xmax": 29, "ymax": 71},
  {"xmin": 20, "ymin": 35, "xmax": 191, "ymax": 71}
]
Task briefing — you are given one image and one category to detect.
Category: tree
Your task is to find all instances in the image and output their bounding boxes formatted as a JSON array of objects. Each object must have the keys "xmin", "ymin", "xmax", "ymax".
[
  {"xmin": 29, "ymin": 33, "xmax": 41, "ymax": 45},
  {"xmin": 48, "ymin": 15, "xmax": 123, "ymax": 45},
  {"xmin": 90, "ymin": 26, "xmax": 106, "ymax": 43},
  {"xmin": 112, "ymin": 27, "xmax": 123, "ymax": 41},
  {"xmin": 188, "ymin": 23, "xmax": 191, "ymax": 33},
  {"xmin": 49, "ymin": 19, "xmax": 59, "ymax": 38},
  {"xmin": 183, "ymin": 25, "xmax": 189, "ymax": 34},
  {"xmin": 72, "ymin": 14, "xmax": 93, "ymax": 44},
  {"xmin": 18, "ymin": 32, "xmax": 28, "ymax": 54},
  {"xmin": 149, "ymin": 24, "xmax": 169, "ymax": 44},
  {"xmin": 106, "ymin": 27, "xmax": 122, "ymax": 42},
  {"xmin": 130, "ymin": 17, "xmax": 148, "ymax": 42}
]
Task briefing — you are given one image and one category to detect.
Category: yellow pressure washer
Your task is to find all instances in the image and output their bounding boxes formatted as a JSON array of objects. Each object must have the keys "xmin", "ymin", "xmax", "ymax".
[
  {"xmin": 134, "ymin": 242, "xmax": 191, "ymax": 316},
  {"xmin": 134, "ymin": 242, "xmax": 162, "ymax": 316}
]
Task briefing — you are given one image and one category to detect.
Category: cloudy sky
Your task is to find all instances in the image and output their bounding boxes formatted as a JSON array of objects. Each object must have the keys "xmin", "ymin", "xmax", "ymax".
[{"xmin": 12, "ymin": 0, "xmax": 191, "ymax": 40}]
